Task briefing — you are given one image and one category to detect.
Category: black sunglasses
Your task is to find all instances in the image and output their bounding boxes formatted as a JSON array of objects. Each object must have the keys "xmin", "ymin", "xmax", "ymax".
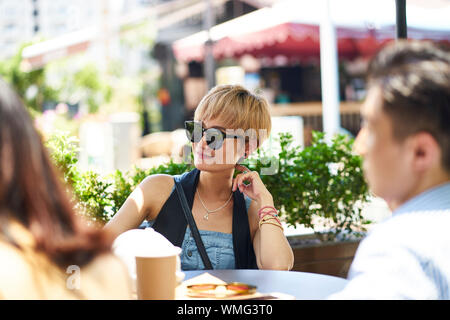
[{"xmin": 184, "ymin": 121, "xmax": 243, "ymax": 150}]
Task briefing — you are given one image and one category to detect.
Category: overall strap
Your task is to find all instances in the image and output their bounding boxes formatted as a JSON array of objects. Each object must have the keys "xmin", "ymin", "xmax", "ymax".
[
  {"xmin": 232, "ymin": 190, "xmax": 258, "ymax": 269},
  {"xmin": 174, "ymin": 177, "xmax": 213, "ymax": 270}
]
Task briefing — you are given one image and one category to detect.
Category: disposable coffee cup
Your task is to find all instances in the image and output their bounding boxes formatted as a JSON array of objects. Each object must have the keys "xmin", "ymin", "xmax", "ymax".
[{"xmin": 135, "ymin": 247, "xmax": 182, "ymax": 300}]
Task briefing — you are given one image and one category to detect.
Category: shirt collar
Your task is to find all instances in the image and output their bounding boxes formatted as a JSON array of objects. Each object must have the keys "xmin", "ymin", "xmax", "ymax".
[{"xmin": 394, "ymin": 182, "xmax": 450, "ymax": 215}]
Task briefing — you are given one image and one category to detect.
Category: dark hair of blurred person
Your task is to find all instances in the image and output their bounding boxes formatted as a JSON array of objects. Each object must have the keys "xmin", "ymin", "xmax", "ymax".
[
  {"xmin": 0, "ymin": 78, "xmax": 131, "ymax": 299},
  {"xmin": 368, "ymin": 40, "xmax": 450, "ymax": 170}
]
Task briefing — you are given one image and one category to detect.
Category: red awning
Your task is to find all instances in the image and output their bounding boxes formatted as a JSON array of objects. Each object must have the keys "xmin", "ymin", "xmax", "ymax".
[
  {"xmin": 213, "ymin": 23, "xmax": 378, "ymax": 61},
  {"xmin": 173, "ymin": 22, "xmax": 393, "ymax": 63},
  {"xmin": 173, "ymin": 2, "xmax": 450, "ymax": 64}
]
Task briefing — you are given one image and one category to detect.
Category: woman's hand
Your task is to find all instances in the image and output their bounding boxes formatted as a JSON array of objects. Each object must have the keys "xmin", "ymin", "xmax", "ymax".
[{"xmin": 232, "ymin": 164, "xmax": 273, "ymax": 205}]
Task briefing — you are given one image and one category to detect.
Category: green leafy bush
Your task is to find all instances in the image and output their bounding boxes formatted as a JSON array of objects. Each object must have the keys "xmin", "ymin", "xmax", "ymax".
[
  {"xmin": 45, "ymin": 131, "xmax": 191, "ymax": 223},
  {"xmin": 244, "ymin": 131, "xmax": 371, "ymax": 239}
]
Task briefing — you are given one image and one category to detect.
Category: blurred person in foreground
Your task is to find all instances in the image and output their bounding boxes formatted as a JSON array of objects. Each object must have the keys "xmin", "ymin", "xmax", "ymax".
[
  {"xmin": 330, "ymin": 40, "xmax": 450, "ymax": 299},
  {"xmin": 0, "ymin": 79, "xmax": 131, "ymax": 299},
  {"xmin": 106, "ymin": 84, "xmax": 294, "ymax": 271}
]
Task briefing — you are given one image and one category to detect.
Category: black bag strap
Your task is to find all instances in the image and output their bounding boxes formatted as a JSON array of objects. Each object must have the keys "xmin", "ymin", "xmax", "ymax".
[{"xmin": 174, "ymin": 178, "xmax": 213, "ymax": 270}]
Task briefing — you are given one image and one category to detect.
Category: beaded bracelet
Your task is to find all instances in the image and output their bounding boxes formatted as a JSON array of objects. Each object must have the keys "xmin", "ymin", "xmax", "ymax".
[
  {"xmin": 259, "ymin": 212, "xmax": 281, "ymax": 225},
  {"xmin": 259, "ymin": 218, "xmax": 283, "ymax": 231},
  {"xmin": 259, "ymin": 215, "xmax": 282, "ymax": 229},
  {"xmin": 260, "ymin": 215, "xmax": 279, "ymax": 222},
  {"xmin": 258, "ymin": 205, "xmax": 280, "ymax": 225},
  {"xmin": 258, "ymin": 205, "xmax": 279, "ymax": 219}
]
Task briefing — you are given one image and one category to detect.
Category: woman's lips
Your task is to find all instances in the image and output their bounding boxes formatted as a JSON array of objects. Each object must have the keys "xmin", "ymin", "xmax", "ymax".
[{"xmin": 196, "ymin": 151, "xmax": 214, "ymax": 159}]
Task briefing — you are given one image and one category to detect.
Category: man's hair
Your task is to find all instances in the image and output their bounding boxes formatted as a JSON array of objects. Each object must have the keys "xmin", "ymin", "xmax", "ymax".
[{"xmin": 367, "ymin": 40, "xmax": 450, "ymax": 172}]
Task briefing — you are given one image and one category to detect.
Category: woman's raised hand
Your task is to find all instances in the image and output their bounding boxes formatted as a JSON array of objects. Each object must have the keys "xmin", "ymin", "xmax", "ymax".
[{"xmin": 232, "ymin": 164, "xmax": 273, "ymax": 204}]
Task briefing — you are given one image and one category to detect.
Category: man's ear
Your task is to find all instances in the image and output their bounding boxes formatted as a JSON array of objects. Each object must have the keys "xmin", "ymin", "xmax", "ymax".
[{"xmin": 410, "ymin": 132, "xmax": 441, "ymax": 173}]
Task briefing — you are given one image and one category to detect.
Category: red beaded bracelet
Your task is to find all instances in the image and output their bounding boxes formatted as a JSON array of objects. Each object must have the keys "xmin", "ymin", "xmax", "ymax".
[
  {"xmin": 258, "ymin": 206, "xmax": 278, "ymax": 217},
  {"xmin": 258, "ymin": 206, "xmax": 280, "ymax": 224}
]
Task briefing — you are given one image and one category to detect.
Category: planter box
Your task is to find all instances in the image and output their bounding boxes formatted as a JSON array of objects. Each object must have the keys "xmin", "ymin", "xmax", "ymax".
[{"xmin": 288, "ymin": 234, "xmax": 361, "ymax": 279}]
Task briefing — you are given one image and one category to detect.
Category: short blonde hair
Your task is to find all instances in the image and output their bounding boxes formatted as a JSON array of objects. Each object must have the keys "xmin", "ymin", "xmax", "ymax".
[{"xmin": 194, "ymin": 84, "xmax": 272, "ymax": 147}]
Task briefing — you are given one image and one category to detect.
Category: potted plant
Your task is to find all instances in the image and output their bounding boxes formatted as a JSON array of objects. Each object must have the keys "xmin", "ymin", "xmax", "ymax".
[
  {"xmin": 45, "ymin": 131, "xmax": 191, "ymax": 224},
  {"xmin": 243, "ymin": 132, "xmax": 371, "ymax": 278}
]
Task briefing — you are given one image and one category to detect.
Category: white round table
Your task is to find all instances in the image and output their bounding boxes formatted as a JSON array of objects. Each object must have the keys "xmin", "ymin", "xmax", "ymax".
[{"xmin": 183, "ymin": 269, "xmax": 348, "ymax": 300}]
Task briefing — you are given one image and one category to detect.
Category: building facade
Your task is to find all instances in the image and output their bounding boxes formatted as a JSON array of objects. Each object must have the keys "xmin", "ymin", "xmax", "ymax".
[{"xmin": 0, "ymin": 0, "xmax": 154, "ymax": 59}]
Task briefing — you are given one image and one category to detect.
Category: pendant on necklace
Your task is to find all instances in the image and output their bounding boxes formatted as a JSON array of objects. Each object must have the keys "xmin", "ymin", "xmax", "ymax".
[{"xmin": 203, "ymin": 212, "xmax": 209, "ymax": 220}]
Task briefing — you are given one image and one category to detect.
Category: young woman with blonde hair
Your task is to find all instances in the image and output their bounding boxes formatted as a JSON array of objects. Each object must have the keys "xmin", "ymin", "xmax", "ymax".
[{"xmin": 106, "ymin": 84, "xmax": 294, "ymax": 270}]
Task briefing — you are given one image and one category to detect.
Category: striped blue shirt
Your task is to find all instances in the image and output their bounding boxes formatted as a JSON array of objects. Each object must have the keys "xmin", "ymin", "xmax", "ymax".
[{"xmin": 329, "ymin": 182, "xmax": 450, "ymax": 299}]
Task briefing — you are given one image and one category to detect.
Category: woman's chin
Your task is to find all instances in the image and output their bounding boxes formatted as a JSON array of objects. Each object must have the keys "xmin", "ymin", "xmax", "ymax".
[{"xmin": 194, "ymin": 159, "xmax": 236, "ymax": 172}]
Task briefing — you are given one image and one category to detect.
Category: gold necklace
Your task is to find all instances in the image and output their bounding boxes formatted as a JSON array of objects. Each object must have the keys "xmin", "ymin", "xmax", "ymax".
[{"xmin": 197, "ymin": 189, "xmax": 233, "ymax": 220}]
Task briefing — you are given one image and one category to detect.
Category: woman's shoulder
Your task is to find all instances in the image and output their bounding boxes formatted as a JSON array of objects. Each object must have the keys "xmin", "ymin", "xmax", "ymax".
[
  {"xmin": 142, "ymin": 169, "xmax": 195, "ymax": 186},
  {"xmin": 80, "ymin": 252, "xmax": 132, "ymax": 299},
  {"xmin": 85, "ymin": 252, "xmax": 129, "ymax": 276},
  {"xmin": 0, "ymin": 238, "xmax": 39, "ymax": 298},
  {"xmin": 0, "ymin": 221, "xmax": 37, "ymax": 272},
  {"xmin": 142, "ymin": 173, "xmax": 174, "ymax": 182},
  {"xmin": 0, "ymin": 238, "xmax": 131, "ymax": 299},
  {"xmin": 139, "ymin": 174, "xmax": 176, "ymax": 220},
  {"xmin": 0, "ymin": 223, "xmax": 131, "ymax": 299},
  {"xmin": 140, "ymin": 174, "xmax": 175, "ymax": 194},
  {"xmin": 0, "ymin": 230, "xmax": 66, "ymax": 299}
]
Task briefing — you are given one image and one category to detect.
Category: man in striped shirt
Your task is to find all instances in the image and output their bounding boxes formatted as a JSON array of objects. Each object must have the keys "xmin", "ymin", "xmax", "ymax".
[{"xmin": 330, "ymin": 40, "xmax": 450, "ymax": 299}]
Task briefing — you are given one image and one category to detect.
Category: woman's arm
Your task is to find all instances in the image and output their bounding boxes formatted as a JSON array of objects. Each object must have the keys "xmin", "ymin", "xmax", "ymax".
[
  {"xmin": 233, "ymin": 166, "xmax": 294, "ymax": 270},
  {"xmin": 104, "ymin": 174, "xmax": 174, "ymax": 239},
  {"xmin": 249, "ymin": 195, "xmax": 294, "ymax": 270}
]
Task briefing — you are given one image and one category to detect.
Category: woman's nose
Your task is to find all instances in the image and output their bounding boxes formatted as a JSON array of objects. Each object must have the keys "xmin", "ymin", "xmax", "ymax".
[{"xmin": 197, "ymin": 134, "xmax": 209, "ymax": 148}]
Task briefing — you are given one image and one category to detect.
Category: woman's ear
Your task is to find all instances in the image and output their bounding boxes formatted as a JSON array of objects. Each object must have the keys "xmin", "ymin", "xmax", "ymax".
[
  {"xmin": 245, "ymin": 141, "xmax": 258, "ymax": 158},
  {"xmin": 236, "ymin": 145, "xmax": 247, "ymax": 165}
]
